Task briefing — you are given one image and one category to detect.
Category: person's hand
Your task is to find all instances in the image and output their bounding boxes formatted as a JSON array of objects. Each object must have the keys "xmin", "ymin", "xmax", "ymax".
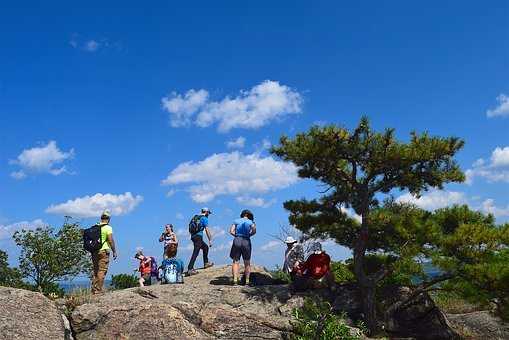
[
  {"xmin": 209, "ymin": 242, "xmax": 213, "ymax": 248},
  {"xmin": 113, "ymin": 251, "xmax": 118, "ymax": 260}
]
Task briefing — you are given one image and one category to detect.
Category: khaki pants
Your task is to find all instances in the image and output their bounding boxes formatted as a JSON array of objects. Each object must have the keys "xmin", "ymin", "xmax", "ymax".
[{"xmin": 92, "ymin": 250, "xmax": 110, "ymax": 294}]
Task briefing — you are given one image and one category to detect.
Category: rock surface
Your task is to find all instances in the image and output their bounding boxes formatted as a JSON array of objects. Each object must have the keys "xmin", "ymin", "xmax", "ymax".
[
  {"xmin": 447, "ymin": 311, "xmax": 509, "ymax": 340},
  {"xmin": 0, "ymin": 286, "xmax": 69, "ymax": 340},
  {"xmin": 379, "ymin": 286, "xmax": 459, "ymax": 340},
  {"xmin": 70, "ymin": 265, "xmax": 315, "ymax": 339}
]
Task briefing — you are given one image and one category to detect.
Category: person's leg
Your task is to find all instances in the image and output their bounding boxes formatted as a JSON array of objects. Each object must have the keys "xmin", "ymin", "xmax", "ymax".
[
  {"xmin": 91, "ymin": 251, "xmax": 100, "ymax": 294},
  {"xmin": 232, "ymin": 261, "xmax": 240, "ymax": 284},
  {"xmin": 187, "ymin": 236, "xmax": 202, "ymax": 271},
  {"xmin": 96, "ymin": 251, "xmax": 110, "ymax": 293},
  {"xmin": 243, "ymin": 239, "xmax": 252, "ymax": 284},
  {"xmin": 243, "ymin": 260, "xmax": 251, "ymax": 284},
  {"xmin": 139, "ymin": 276, "xmax": 145, "ymax": 287},
  {"xmin": 201, "ymin": 240, "xmax": 210, "ymax": 267}
]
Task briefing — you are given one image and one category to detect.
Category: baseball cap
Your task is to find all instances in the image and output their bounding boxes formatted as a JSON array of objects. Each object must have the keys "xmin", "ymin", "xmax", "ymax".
[{"xmin": 201, "ymin": 207, "xmax": 212, "ymax": 214}]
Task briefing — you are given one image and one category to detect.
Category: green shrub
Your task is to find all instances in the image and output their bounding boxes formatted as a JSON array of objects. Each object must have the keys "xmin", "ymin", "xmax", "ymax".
[
  {"xmin": 111, "ymin": 273, "xmax": 138, "ymax": 290},
  {"xmin": 331, "ymin": 261, "xmax": 355, "ymax": 284},
  {"xmin": 292, "ymin": 298, "xmax": 360, "ymax": 340},
  {"xmin": 270, "ymin": 265, "xmax": 291, "ymax": 284}
]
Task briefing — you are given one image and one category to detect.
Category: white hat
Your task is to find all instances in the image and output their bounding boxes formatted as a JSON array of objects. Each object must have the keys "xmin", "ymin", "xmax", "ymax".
[
  {"xmin": 101, "ymin": 210, "xmax": 111, "ymax": 218},
  {"xmin": 284, "ymin": 236, "xmax": 298, "ymax": 244},
  {"xmin": 201, "ymin": 207, "xmax": 212, "ymax": 214}
]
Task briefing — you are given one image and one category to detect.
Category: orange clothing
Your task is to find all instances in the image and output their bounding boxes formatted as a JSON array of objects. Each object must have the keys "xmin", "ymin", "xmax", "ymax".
[{"xmin": 138, "ymin": 257, "xmax": 152, "ymax": 275}]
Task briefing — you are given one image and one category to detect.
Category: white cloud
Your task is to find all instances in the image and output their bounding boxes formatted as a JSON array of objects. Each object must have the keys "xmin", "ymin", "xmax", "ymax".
[
  {"xmin": 0, "ymin": 219, "xmax": 46, "ymax": 240},
  {"xmin": 162, "ymin": 89, "xmax": 209, "ymax": 127},
  {"xmin": 46, "ymin": 192, "xmax": 143, "ymax": 218},
  {"xmin": 175, "ymin": 228, "xmax": 187, "ymax": 237},
  {"xmin": 260, "ymin": 240, "xmax": 282, "ymax": 252},
  {"xmin": 166, "ymin": 189, "xmax": 177, "ymax": 198},
  {"xmin": 340, "ymin": 207, "xmax": 362, "ymax": 223},
  {"xmin": 396, "ymin": 190, "xmax": 467, "ymax": 210},
  {"xmin": 466, "ymin": 147, "xmax": 509, "ymax": 184},
  {"xmin": 236, "ymin": 196, "xmax": 276, "ymax": 208},
  {"xmin": 176, "ymin": 212, "xmax": 184, "ymax": 220},
  {"xmin": 486, "ymin": 94, "xmax": 509, "ymax": 118},
  {"xmin": 210, "ymin": 240, "xmax": 232, "ymax": 253},
  {"xmin": 162, "ymin": 80, "xmax": 303, "ymax": 132},
  {"xmin": 226, "ymin": 137, "xmax": 246, "ymax": 149},
  {"xmin": 10, "ymin": 141, "xmax": 74, "ymax": 179},
  {"xmin": 481, "ymin": 199, "xmax": 509, "ymax": 218},
  {"xmin": 209, "ymin": 226, "xmax": 226, "ymax": 238},
  {"xmin": 161, "ymin": 151, "xmax": 299, "ymax": 203}
]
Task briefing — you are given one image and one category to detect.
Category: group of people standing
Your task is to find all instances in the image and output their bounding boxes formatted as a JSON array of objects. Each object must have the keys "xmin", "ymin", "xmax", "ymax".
[{"xmin": 89, "ymin": 207, "xmax": 257, "ymax": 293}]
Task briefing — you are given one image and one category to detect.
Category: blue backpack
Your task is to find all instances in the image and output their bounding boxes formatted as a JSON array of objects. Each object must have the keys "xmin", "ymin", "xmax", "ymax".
[{"xmin": 161, "ymin": 258, "xmax": 184, "ymax": 284}]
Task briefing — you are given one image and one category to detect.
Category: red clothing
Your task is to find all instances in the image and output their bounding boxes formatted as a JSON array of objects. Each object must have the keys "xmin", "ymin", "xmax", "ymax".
[
  {"xmin": 138, "ymin": 257, "xmax": 152, "ymax": 275},
  {"xmin": 301, "ymin": 252, "xmax": 331, "ymax": 279}
]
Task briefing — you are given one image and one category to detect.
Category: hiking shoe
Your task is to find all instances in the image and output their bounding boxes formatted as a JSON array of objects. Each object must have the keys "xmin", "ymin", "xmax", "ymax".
[
  {"xmin": 203, "ymin": 262, "xmax": 214, "ymax": 269},
  {"xmin": 186, "ymin": 269, "xmax": 198, "ymax": 276}
]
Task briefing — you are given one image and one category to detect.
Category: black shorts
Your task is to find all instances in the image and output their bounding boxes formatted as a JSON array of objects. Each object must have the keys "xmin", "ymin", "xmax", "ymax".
[{"xmin": 230, "ymin": 236, "xmax": 251, "ymax": 261}]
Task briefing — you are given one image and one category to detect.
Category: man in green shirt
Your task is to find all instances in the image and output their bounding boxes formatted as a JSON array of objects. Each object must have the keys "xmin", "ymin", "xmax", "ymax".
[{"xmin": 91, "ymin": 210, "xmax": 117, "ymax": 294}]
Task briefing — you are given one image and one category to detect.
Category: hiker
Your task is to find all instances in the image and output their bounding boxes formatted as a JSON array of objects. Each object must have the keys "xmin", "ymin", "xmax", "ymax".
[
  {"xmin": 229, "ymin": 209, "xmax": 256, "ymax": 285},
  {"xmin": 89, "ymin": 210, "xmax": 117, "ymax": 294},
  {"xmin": 292, "ymin": 242, "xmax": 335, "ymax": 291},
  {"xmin": 159, "ymin": 224, "xmax": 178, "ymax": 259},
  {"xmin": 160, "ymin": 242, "xmax": 185, "ymax": 284},
  {"xmin": 134, "ymin": 250, "xmax": 153, "ymax": 287},
  {"xmin": 186, "ymin": 207, "xmax": 214, "ymax": 275},
  {"xmin": 283, "ymin": 236, "xmax": 304, "ymax": 281}
]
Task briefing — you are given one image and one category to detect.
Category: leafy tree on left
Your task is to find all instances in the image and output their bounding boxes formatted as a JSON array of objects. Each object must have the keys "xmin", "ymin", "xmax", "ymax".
[
  {"xmin": 0, "ymin": 249, "xmax": 25, "ymax": 288},
  {"xmin": 12, "ymin": 221, "xmax": 91, "ymax": 294}
]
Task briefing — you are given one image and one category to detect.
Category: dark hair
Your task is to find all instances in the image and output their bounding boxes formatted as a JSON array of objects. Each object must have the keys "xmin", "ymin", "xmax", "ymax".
[{"xmin": 240, "ymin": 209, "xmax": 254, "ymax": 221}]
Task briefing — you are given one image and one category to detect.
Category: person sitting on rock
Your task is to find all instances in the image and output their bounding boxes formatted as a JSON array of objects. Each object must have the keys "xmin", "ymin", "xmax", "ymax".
[
  {"xmin": 159, "ymin": 224, "xmax": 178, "ymax": 259},
  {"xmin": 134, "ymin": 250, "xmax": 153, "ymax": 287},
  {"xmin": 292, "ymin": 242, "xmax": 336, "ymax": 291},
  {"xmin": 229, "ymin": 209, "xmax": 256, "ymax": 285},
  {"xmin": 283, "ymin": 236, "xmax": 304, "ymax": 281}
]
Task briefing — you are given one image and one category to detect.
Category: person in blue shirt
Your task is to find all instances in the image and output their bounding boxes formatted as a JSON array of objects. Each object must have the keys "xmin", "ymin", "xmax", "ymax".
[
  {"xmin": 186, "ymin": 207, "xmax": 214, "ymax": 275},
  {"xmin": 229, "ymin": 209, "xmax": 256, "ymax": 285}
]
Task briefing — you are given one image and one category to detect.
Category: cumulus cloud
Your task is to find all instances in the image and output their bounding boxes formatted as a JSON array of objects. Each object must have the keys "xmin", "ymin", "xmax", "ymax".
[
  {"xmin": 176, "ymin": 212, "xmax": 184, "ymax": 220},
  {"xmin": 9, "ymin": 141, "xmax": 74, "ymax": 179},
  {"xmin": 465, "ymin": 147, "xmax": 509, "ymax": 184},
  {"xmin": 0, "ymin": 219, "xmax": 46, "ymax": 240},
  {"xmin": 84, "ymin": 40, "xmax": 100, "ymax": 52},
  {"xmin": 396, "ymin": 190, "xmax": 468, "ymax": 210},
  {"xmin": 209, "ymin": 226, "xmax": 226, "ymax": 238},
  {"xmin": 486, "ymin": 94, "xmax": 509, "ymax": 118},
  {"xmin": 162, "ymin": 151, "xmax": 299, "ymax": 203},
  {"xmin": 210, "ymin": 240, "xmax": 233, "ymax": 253},
  {"xmin": 481, "ymin": 199, "xmax": 509, "ymax": 218},
  {"xmin": 46, "ymin": 192, "xmax": 143, "ymax": 218},
  {"xmin": 161, "ymin": 80, "xmax": 303, "ymax": 132},
  {"xmin": 226, "ymin": 137, "xmax": 246, "ymax": 149},
  {"xmin": 162, "ymin": 89, "xmax": 209, "ymax": 127},
  {"xmin": 260, "ymin": 240, "xmax": 282, "ymax": 252},
  {"xmin": 236, "ymin": 196, "xmax": 276, "ymax": 208}
]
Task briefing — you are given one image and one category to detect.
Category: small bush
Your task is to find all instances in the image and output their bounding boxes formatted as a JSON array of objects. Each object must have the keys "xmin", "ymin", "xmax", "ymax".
[
  {"xmin": 270, "ymin": 266, "xmax": 291, "ymax": 284},
  {"xmin": 331, "ymin": 261, "xmax": 355, "ymax": 284},
  {"xmin": 111, "ymin": 273, "xmax": 138, "ymax": 290},
  {"xmin": 431, "ymin": 290, "xmax": 487, "ymax": 314},
  {"xmin": 292, "ymin": 299, "xmax": 361, "ymax": 340},
  {"xmin": 63, "ymin": 287, "xmax": 93, "ymax": 317}
]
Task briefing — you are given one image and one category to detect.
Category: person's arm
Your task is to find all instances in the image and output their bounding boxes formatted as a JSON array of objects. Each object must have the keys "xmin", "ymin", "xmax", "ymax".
[
  {"xmin": 229, "ymin": 224, "xmax": 236, "ymax": 236},
  {"xmin": 205, "ymin": 227, "xmax": 212, "ymax": 246},
  {"xmin": 250, "ymin": 222, "xmax": 257, "ymax": 236},
  {"xmin": 107, "ymin": 233, "xmax": 117, "ymax": 260},
  {"xmin": 172, "ymin": 232, "xmax": 178, "ymax": 244},
  {"xmin": 159, "ymin": 233, "xmax": 165, "ymax": 242}
]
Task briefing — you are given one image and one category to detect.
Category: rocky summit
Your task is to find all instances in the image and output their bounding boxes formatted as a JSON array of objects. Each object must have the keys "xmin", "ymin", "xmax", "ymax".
[{"xmin": 0, "ymin": 265, "xmax": 506, "ymax": 339}]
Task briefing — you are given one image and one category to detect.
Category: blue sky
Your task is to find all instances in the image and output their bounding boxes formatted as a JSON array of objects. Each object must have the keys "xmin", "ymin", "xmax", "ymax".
[{"xmin": 0, "ymin": 1, "xmax": 508, "ymax": 275}]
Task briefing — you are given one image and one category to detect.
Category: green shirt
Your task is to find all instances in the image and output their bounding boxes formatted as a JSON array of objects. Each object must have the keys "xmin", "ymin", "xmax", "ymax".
[{"xmin": 100, "ymin": 224, "xmax": 113, "ymax": 251}]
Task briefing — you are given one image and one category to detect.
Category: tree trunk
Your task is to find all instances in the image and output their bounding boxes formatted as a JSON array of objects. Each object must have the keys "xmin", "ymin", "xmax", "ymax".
[
  {"xmin": 361, "ymin": 284, "xmax": 377, "ymax": 333},
  {"xmin": 353, "ymin": 212, "xmax": 379, "ymax": 335}
]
